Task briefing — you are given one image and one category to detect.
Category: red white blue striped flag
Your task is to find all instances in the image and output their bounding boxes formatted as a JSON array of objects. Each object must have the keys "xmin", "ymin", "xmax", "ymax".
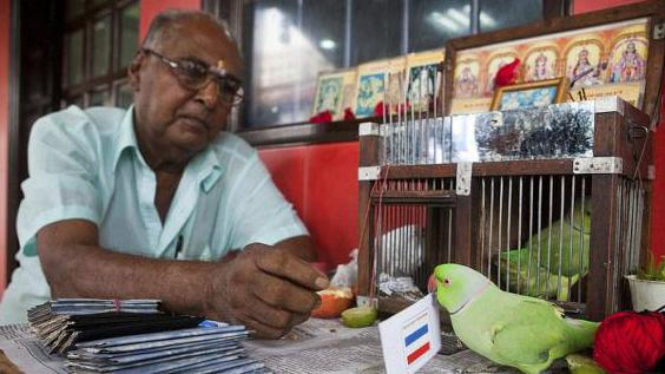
[
  {"xmin": 379, "ymin": 294, "xmax": 441, "ymax": 374},
  {"xmin": 404, "ymin": 314, "xmax": 431, "ymax": 365}
]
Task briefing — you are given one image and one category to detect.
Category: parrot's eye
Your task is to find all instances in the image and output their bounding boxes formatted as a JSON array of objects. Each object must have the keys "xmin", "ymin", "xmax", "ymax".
[{"xmin": 443, "ymin": 278, "xmax": 451, "ymax": 287}]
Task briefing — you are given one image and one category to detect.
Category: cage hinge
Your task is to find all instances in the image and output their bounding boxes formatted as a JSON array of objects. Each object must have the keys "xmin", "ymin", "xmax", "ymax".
[
  {"xmin": 359, "ymin": 122, "xmax": 380, "ymax": 136},
  {"xmin": 653, "ymin": 22, "xmax": 665, "ymax": 40},
  {"xmin": 359, "ymin": 166, "xmax": 381, "ymax": 181},
  {"xmin": 456, "ymin": 162, "xmax": 473, "ymax": 196},
  {"xmin": 356, "ymin": 296, "xmax": 379, "ymax": 308},
  {"xmin": 573, "ymin": 157, "xmax": 624, "ymax": 174}
]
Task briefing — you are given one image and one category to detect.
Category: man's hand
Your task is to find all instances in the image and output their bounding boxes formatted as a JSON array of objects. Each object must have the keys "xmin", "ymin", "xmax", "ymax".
[{"xmin": 203, "ymin": 243, "xmax": 329, "ymax": 339}]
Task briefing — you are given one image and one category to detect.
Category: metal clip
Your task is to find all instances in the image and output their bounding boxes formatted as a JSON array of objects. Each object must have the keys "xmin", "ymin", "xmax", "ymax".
[
  {"xmin": 653, "ymin": 22, "xmax": 665, "ymax": 40},
  {"xmin": 359, "ymin": 122, "xmax": 380, "ymax": 137},
  {"xmin": 573, "ymin": 157, "xmax": 624, "ymax": 174},
  {"xmin": 356, "ymin": 296, "xmax": 379, "ymax": 308},
  {"xmin": 358, "ymin": 166, "xmax": 381, "ymax": 181},
  {"xmin": 456, "ymin": 162, "xmax": 473, "ymax": 196}
]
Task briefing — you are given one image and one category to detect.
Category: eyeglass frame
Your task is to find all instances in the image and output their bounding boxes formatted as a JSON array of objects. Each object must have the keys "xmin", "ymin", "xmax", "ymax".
[{"xmin": 141, "ymin": 48, "xmax": 244, "ymax": 106}]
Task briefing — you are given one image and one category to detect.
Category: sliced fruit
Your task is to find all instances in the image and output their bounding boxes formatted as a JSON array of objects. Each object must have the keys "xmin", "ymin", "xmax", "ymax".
[
  {"xmin": 311, "ymin": 287, "xmax": 354, "ymax": 318},
  {"xmin": 341, "ymin": 306, "xmax": 378, "ymax": 328}
]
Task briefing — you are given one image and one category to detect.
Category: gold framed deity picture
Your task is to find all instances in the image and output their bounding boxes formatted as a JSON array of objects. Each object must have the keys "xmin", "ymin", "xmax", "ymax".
[
  {"xmin": 311, "ymin": 69, "xmax": 357, "ymax": 120},
  {"xmin": 490, "ymin": 78, "xmax": 568, "ymax": 111}
]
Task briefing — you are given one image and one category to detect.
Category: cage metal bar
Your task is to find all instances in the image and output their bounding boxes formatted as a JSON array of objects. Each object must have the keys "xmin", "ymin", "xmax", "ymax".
[
  {"xmin": 557, "ymin": 176, "xmax": 565, "ymax": 301},
  {"xmin": 497, "ymin": 177, "xmax": 504, "ymax": 288}
]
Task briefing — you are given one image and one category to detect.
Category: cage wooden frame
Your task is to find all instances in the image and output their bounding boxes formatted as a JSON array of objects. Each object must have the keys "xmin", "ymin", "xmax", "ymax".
[{"xmin": 357, "ymin": 97, "xmax": 653, "ymax": 322}]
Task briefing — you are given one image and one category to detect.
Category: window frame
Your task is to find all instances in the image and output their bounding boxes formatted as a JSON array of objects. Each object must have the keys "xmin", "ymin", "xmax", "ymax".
[
  {"xmin": 213, "ymin": 0, "xmax": 570, "ymax": 147},
  {"xmin": 61, "ymin": 0, "xmax": 139, "ymax": 108}
]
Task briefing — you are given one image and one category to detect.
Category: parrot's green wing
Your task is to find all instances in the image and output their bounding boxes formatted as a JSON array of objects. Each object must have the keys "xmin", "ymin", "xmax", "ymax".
[
  {"xmin": 488, "ymin": 299, "xmax": 572, "ymax": 374},
  {"xmin": 496, "ymin": 250, "xmax": 578, "ymax": 301}
]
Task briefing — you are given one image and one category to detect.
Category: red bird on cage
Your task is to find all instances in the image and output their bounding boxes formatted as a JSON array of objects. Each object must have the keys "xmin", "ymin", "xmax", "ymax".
[{"xmin": 494, "ymin": 58, "xmax": 521, "ymax": 88}]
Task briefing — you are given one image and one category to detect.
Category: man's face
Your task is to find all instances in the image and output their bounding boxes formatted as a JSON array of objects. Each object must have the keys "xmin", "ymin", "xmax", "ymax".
[{"xmin": 131, "ymin": 18, "xmax": 243, "ymax": 156}]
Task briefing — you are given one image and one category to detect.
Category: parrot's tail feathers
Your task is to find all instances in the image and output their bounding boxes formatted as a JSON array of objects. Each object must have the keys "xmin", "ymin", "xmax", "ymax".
[{"xmin": 564, "ymin": 318, "xmax": 599, "ymax": 349}]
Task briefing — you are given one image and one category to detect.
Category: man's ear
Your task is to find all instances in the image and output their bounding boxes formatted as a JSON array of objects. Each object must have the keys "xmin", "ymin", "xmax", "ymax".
[{"xmin": 128, "ymin": 51, "xmax": 145, "ymax": 91}]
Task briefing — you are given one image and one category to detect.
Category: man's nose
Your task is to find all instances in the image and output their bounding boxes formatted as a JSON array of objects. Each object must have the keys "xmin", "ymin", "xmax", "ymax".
[{"xmin": 194, "ymin": 78, "xmax": 220, "ymax": 109}]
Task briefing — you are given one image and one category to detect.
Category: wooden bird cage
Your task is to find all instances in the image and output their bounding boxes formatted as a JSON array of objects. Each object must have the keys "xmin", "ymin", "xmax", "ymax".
[
  {"xmin": 358, "ymin": 97, "xmax": 652, "ymax": 323},
  {"xmin": 357, "ymin": 0, "xmax": 665, "ymax": 323}
]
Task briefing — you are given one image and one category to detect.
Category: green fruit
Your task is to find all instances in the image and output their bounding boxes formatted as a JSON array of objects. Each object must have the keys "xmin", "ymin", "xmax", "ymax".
[
  {"xmin": 341, "ymin": 306, "xmax": 378, "ymax": 328},
  {"xmin": 566, "ymin": 354, "xmax": 606, "ymax": 374}
]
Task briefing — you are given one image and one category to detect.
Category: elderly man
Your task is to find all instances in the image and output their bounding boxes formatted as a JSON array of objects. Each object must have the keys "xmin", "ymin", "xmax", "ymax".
[{"xmin": 0, "ymin": 10, "xmax": 328, "ymax": 339}]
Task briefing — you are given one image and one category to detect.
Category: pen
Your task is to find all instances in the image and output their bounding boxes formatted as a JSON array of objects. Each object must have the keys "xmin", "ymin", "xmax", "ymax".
[{"xmin": 174, "ymin": 235, "xmax": 183, "ymax": 259}]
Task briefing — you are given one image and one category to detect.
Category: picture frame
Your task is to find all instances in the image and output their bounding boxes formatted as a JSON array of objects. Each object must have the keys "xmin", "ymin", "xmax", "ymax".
[
  {"xmin": 311, "ymin": 68, "xmax": 357, "ymax": 121},
  {"xmin": 444, "ymin": 0, "xmax": 665, "ymax": 116},
  {"xmin": 353, "ymin": 59, "xmax": 391, "ymax": 119},
  {"xmin": 405, "ymin": 49, "xmax": 445, "ymax": 112},
  {"xmin": 490, "ymin": 78, "xmax": 568, "ymax": 111}
]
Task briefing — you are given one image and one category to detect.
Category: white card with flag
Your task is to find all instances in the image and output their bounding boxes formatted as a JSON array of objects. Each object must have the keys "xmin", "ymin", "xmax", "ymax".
[{"xmin": 378, "ymin": 293, "xmax": 441, "ymax": 374}]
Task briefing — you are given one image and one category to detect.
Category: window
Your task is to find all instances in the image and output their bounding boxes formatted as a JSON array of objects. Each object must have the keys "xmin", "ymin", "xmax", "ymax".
[
  {"xmin": 240, "ymin": 0, "xmax": 543, "ymax": 129},
  {"xmin": 62, "ymin": 0, "xmax": 139, "ymax": 108}
]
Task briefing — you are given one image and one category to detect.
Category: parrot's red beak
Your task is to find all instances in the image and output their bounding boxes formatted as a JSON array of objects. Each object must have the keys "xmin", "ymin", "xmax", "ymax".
[{"xmin": 427, "ymin": 274, "xmax": 437, "ymax": 293}]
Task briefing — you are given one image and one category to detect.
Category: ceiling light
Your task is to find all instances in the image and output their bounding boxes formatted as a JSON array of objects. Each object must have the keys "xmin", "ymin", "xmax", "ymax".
[{"xmin": 319, "ymin": 39, "xmax": 336, "ymax": 50}]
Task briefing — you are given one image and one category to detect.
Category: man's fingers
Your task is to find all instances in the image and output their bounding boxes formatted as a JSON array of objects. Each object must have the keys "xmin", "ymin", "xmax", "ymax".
[
  {"xmin": 244, "ymin": 294, "xmax": 296, "ymax": 330},
  {"xmin": 237, "ymin": 312, "xmax": 286, "ymax": 340},
  {"xmin": 252, "ymin": 271, "xmax": 320, "ymax": 314},
  {"xmin": 255, "ymin": 249, "xmax": 329, "ymax": 291}
]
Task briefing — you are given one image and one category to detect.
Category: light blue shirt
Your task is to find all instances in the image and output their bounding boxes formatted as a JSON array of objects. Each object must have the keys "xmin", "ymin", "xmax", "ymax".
[{"xmin": 0, "ymin": 106, "xmax": 308, "ymax": 324}]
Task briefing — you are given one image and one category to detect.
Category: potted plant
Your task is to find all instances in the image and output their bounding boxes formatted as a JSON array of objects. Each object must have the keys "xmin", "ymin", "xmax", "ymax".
[{"xmin": 625, "ymin": 255, "xmax": 665, "ymax": 312}]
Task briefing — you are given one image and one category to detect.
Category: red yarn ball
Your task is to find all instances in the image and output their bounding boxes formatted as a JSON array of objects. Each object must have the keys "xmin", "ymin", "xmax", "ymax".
[{"xmin": 593, "ymin": 311, "xmax": 665, "ymax": 374}]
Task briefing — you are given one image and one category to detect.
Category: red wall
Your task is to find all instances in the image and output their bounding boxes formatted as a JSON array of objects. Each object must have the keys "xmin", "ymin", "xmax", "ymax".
[
  {"xmin": 139, "ymin": 0, "xmax": 201, "ymax": 41},
  {"xmin": 573, "ymin": 0, "xmax": 645, "ymax": 13},
  {"xmin": 259, "ymin": 143, "xmax": 360, "ymax": 270},
  {"xmin": 0, "ymin": 0, "xmax": 11, "ymax": 300},
  {"xmin": 574, "ymin": 0, "xmax": 665, "ymax": 260}
]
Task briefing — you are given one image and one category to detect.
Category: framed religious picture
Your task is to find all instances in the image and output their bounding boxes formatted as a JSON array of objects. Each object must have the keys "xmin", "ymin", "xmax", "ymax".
[
  {"xmin": 353, "ymin": 59, "xmax": 391, "ymax": 119},
  {"xmin": 490, "ymin": 78, "xmax": 568, "ymax": 111},
  {"xmin": 311, "ymin": 68, "xmax": 357, "ymax": 121},
  {"xmin": 406, "ymin": 49, "xmax": 444, "ymax": 112},
  {"xmin": 444, "ymin": 0, "xmax": 665, "ymax": 116},
  {"xmin": 384, "ymin": 57, "xmax": 407, "ymax": 115}
]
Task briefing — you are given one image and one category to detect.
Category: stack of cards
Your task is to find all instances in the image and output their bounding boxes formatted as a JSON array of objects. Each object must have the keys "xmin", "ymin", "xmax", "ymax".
[
  {"xmin": 65, "ymin": 325, "xmax": 265, "ymax": 374},
  {"xmin": 28, "ymin": 299, "xmax": 204, "ymax": 354}
]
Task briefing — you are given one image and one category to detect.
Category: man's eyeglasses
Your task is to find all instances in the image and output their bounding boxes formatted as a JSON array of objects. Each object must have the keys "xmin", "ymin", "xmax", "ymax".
[{"xmin": 142, "ymin": 48, "xmax": 243, "ymax": 106}]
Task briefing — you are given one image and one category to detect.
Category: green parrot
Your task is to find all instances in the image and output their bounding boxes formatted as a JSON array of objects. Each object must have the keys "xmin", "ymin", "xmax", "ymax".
[
  {"xmin": 432, "ymin": 264, "xmax": 598, "ymax": 374},
  {"xmin": 496, "ymin": 249, "xmax": 580, "ymax": 301},
  {"xmin": 495, "ymin": 198, "xmax": 591, "ymax": 300}
]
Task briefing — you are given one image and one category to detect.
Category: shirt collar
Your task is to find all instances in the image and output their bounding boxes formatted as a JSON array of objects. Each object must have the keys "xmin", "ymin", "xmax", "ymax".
[
  {"xmin": 111, "ymin": 105, "xmax": 140, "ymax": 172},
  {"xmin": 111, "ymin": 106, "xmax": 224, "ymax": 191}
]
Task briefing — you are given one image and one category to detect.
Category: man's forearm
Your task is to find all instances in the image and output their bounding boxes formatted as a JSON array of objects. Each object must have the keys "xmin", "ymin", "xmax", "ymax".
[{"xmin": 42, "ymin": 243, "xmax": 216, "ymax": 316}]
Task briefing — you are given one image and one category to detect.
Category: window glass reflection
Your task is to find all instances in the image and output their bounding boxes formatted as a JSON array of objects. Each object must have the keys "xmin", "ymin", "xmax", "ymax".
[
  {"xmin": 241, "ymin": 0, "xmax": 542, "ymax": 128},
  {"xmin": 66, "ymin": 29, "xmax": 84, "ymax": 87},
  {"xmin": 91, "ymin": 16, "xmax": 112, "ymax": 77},
  {"xmin": 90, "ymin": 87, "xmax": 110, "ymax": 107},
  {"xmin": 115, "ymin": 82, "xmax": 134, "ymax": 108},
  {"xmin": 479, "ymin": 0, "xmax": 542, "ymax": 33},
  {"xmin": 409, "ymin": 0, "xmax": 471, "ymax": 52},
  {"xmin": 351, "ymin": 0, "xmax": 402, "ymax": 65},
  {"xmin": 244, "ymin": 0, "xmax": 346, "ymax": 127},
  {"xmin": 119, "ymin": 3, "xmax": 140, "ymax": 68}
]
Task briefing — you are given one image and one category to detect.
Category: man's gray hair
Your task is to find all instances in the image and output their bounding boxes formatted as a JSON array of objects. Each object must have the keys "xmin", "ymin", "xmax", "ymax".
[{"xmin": 142, "ymin": 9, "xmax": 238, "ymax": 52}]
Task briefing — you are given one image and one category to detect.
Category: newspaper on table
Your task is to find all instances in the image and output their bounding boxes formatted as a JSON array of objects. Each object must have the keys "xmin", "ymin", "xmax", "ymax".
[
  {"xmin": 3, "ymin": 317, "xmax": 569, "ymax": 373},
  {"xmin": 243, "ymin": 318, "xmax": 522, "ymax": 374}
]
